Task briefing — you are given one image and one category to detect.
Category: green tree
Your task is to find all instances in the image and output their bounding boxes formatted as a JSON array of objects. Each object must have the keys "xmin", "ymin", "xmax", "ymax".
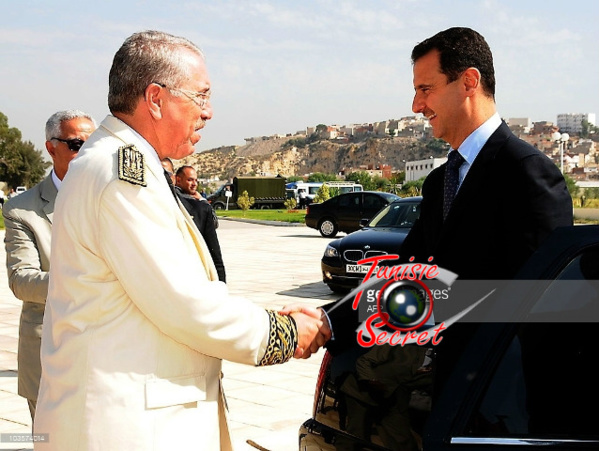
[
  {"xmin": 237, "ymin": 190, "xmax": 255, "ymax": 215},
  {"xmin": 425, "ymin": 138, "xmax": 451, "ymax": 156},
  {"xmin": 346, "ymin": 171, "xmax": 376, "ymax": 190},
  {"xmin": 563, "ymin": 173, "xmax": 579, "ymax": 200},
  {"xmin": 313, "ymin": 184, "xmax": 331, "ymax": 204},
  {"xmin": 373, "ymin": 175, "xmax": 391, "ymax": 191},
  {"xmin": 0, "ymin": 112, "xmax": 50, "ymax": 189},
  {"xmin": 581, "ymin": 120, "xmax": 589, "ymax": 138},
  {"xmin": 388, "ymin": 172, "xmax": 405, "ymax": 194},
  {"xmin": 401, "ymin": 178, "xmax": 425, "ymax": 197},
  {"xmin": 307, "ymin": 172, "xmax": 337, "ymax": 182}
]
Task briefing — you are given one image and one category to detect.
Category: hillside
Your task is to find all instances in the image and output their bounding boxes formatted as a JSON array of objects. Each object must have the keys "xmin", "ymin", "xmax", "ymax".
[{"xmin": 180, "ymin": 135, "xmax": 448, "ymax": 182}]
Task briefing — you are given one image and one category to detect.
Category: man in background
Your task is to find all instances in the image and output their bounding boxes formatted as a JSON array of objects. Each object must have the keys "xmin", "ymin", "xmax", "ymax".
[
  {"xmin": 175, "ymin": 164, "xmax": 201, "ymax": 199},
  {"xmin": 2, "ymin": 110, "xmax": 96, "ymax": 420},
  {"xmin": 162, "ymin": 160, "xmax": 226, "ymax": 282}
]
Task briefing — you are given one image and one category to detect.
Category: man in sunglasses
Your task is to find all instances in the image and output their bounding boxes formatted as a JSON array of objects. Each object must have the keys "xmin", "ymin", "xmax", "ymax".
[{"xmin": 2, "ymin": 110, "xmax": 96, "ymax": 422}]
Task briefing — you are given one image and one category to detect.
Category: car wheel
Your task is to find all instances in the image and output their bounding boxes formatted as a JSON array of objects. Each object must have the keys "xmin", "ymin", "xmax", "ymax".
[
  {"xmin": 213, "ymin": 203, "xmax": 225, "ymax": 210},
  {"xmin": 318, "ymin": 218, "xmax": 338, "ymax": 237}
]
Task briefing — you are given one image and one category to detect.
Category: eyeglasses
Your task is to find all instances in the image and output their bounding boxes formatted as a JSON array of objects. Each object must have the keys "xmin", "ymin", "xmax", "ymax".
[
  {"xmin": 154, "ymin": 82, "xmax": 211, "ymax": 109},
  {"xmin": 51, "ymin": 137, "xmax": 85, "ymax": 152}
]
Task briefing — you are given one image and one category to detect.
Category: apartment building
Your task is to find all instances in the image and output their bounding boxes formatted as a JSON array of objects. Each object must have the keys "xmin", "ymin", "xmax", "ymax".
[
  {"xmin": 405, "ymin": 157, "xmax": 447, "ymax": 182},
  {"xmin": 557, "ymin": 113, "xmax": 596, "ymax": 134}
]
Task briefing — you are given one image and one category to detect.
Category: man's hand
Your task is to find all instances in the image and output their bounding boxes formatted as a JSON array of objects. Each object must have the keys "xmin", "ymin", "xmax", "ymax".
[
  {"xmin": 289, "ymin": 310, "xmax": 322, "ymax": 359},
  {"xmin": 282, "ymin": 304, "xmax": 332, "ymax": 359}
]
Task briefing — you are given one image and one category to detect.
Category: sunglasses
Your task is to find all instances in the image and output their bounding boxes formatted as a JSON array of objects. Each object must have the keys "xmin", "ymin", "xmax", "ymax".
[{"xmin": 51, "ymin": 137, "xmax": 85, "ymax": 152}]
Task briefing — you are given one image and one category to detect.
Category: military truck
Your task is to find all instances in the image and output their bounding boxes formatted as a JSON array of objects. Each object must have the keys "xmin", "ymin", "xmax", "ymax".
[{"xmin": 207, "ymin": 176, "xmax": 287, "ymax": 210}]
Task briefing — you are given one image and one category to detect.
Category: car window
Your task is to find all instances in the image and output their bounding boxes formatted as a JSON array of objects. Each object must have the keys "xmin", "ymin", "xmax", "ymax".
[
  {"xmin": 339, "ymin": 193, "xmax": 360, "ymax": 208},
  {"xmin": 370, "ymin": 203, "xmax": 421, "ymax": 228},
  {"xmin": 460, "ymin": 246, "xmax": 599, "ymax": 443},
  {"xmin": 363, "ymin": 194, "xmax": 386, "ymax": 211},
  {"xmin": 325, "ymin": 196, "xmax": 338, "ymax": 207}
]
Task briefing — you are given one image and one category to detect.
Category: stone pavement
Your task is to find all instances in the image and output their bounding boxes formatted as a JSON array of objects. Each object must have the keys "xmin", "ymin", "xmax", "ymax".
[{"xmin": 0, "ymin": 218, "xmax": 342, "ymax": 451}]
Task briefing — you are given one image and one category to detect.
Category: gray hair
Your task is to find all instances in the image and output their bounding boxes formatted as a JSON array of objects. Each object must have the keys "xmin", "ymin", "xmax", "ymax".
[
  {"xmin": 45, "ymin": 110, "xmax": 97, "ymax": 142},
  {"xmin": 108, "ymin": 30, "xmax": 205, "ymax": 115}
]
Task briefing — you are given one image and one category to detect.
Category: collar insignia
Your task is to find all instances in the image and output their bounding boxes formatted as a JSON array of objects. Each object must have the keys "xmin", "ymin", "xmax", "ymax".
[{"xmin": 118, "ymin": 144, "xmax": 146, "ymax": 186}]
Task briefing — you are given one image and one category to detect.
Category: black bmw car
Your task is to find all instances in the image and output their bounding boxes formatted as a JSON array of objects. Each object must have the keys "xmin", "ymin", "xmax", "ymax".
[{"xmin": 321, "ymin": 197, "xmax": 422, "ymax": 293}]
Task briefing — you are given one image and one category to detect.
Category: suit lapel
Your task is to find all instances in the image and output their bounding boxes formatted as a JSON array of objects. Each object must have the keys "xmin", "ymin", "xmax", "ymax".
[
  {"xmin": 40, "ymin": 174, "xmax": 58, "ymax": 224},
  {"xmin": 442, "ymin": 122, "xmax": 510, "ymax": 227}
]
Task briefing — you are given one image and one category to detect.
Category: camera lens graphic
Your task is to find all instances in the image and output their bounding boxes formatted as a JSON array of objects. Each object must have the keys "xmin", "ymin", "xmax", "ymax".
[{"xmin": 377, "ymin": 280, "xmax": 432, "ymax": 331}]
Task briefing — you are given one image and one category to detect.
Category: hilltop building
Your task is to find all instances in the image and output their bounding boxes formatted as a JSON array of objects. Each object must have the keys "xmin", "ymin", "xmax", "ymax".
[{"xmin": 557, "ymin": 113, "xmax": 596, "ymax": 134}]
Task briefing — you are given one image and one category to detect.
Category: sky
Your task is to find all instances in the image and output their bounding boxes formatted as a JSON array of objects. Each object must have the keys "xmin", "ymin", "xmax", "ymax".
[{"xmin": 1, "ymin": 0, "xmax": 598, "ymax": 157}]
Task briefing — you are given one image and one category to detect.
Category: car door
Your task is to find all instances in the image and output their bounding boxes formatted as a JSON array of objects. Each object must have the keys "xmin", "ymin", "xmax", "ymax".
[
  {"xmin": 424, "ymin": 225, "xmax": 599, "ymax": 450},
  {"xmin": 301, "ymin": 226, "xmax": 599, "ymax": 451},
  {"xmin": 336, "ymin": 193, "xmax": 362, "ymax": 232},
  {"xmin": 362, "ymin": 194, "xmax": 388, "ymax": 221}
]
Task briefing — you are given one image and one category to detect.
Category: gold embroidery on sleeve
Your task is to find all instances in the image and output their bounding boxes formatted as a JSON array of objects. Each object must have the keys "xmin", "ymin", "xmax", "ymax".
[{"xmin": 258, "ymin": 311, "xmax": 298, "ymax": 366}]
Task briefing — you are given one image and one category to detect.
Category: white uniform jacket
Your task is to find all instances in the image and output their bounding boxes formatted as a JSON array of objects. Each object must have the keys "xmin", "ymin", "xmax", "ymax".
[{"xmin": 35, "ymin": 115, "xmax": 280, "ymax": 450}]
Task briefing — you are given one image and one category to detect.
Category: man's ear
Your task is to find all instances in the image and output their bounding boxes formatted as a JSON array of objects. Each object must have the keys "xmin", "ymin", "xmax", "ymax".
[
  {"xmin": 463, "ymin": 67, "xmax": 481, "ymax": 96},
  {"xmin": 45, "ymin": 140, "xmax": 56, "ymax": 159},
  {"xmin": 145, "ymin": 83, "xmax": 164, "ymax": 119}
]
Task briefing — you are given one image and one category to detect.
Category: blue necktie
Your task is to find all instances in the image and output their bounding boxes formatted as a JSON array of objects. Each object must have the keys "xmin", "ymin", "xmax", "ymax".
[{"xmin": 443, "ymin": 151, "xmax": 464, "ymax": 221}]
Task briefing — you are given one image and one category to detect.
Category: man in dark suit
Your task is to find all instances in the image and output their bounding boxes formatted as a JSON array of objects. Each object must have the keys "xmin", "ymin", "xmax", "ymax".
[
  {"xmin": 400, "ymin": 27, "xmax": 572, "ymax": 279},
  {"xmin": 289, "ymin": 28, "xmax": 573, "ymax": 367},
  {"xmin": 3, "ymin": 110, "xmax": 96, "ymax": 421},
  {"xmin": 161, "ymin": 160, "xmax": 226, "ymax": 282}
]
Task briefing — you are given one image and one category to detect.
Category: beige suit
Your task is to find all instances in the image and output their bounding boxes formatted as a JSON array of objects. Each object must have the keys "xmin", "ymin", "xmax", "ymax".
[
  {"xmin": 3, "ymin": 175, "xmax": 56, "ymax": 406},
  {"xmin": 35, "ymin": 115, "xmax": 291, "ymax": 450}
]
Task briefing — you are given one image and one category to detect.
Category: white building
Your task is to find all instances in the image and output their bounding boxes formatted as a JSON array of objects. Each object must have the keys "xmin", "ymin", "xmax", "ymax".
[
  {"xmin": 557, "ymin": 113, "xmax": 596, "ymax": 134},
  {"xmin": 507, "ymin": 117, "xmax": 532, "ymax": 133},
  {"xmin": 405, "ymin": 157, "xmax": 447, "ymax": 182}
]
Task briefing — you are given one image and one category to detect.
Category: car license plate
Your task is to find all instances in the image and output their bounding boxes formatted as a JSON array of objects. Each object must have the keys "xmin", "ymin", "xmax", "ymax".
[{"xmin": 346, "ymin": 264, "xmax": 375, "ymax": 274}]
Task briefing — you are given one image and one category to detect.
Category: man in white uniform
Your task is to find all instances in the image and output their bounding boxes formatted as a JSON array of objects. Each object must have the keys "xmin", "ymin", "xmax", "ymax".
[{"xmin": 34, "ymin": 30, "xmax": 320, "ymax": 450}]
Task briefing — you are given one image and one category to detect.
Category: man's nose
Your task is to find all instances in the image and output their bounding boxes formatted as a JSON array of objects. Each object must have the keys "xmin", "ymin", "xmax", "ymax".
[
  {"xmin": 201, "ymin": 102, "xmax": 213, "ymax": 120},
  {"xmin": 412, "ymin": 93, "xmax": 423, "ymax": 114}
]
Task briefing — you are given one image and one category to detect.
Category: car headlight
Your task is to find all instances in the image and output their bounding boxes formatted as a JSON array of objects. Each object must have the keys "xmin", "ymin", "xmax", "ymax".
[{"xmin": 324, "ymin": 244, "xmax": 339, "ymax": 258}]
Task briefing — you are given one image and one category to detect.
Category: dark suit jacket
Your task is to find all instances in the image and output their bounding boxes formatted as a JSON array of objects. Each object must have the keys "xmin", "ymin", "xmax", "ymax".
[
  {"xmin": 400, "ymin": 121, "xmax": 573, "ymax": 279},
  {"xmin": 325, "ymin": 122, "xmax": 573, "ymax": 357},
  {"xmin": 176, "ymin": 189, "xmax": 226, "ymax": 282}
]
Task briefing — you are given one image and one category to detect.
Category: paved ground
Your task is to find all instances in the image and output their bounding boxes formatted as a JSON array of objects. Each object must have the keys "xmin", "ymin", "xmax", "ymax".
[
  {"xmin": 0, "ymin": 218, "xmax": 343, "ymax": 451},
  {"xmin": 574, "ymin": 207, "xmax": 599, "ymax": 221}
]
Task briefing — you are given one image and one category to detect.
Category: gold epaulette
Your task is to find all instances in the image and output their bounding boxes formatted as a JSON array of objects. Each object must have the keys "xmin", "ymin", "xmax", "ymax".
[
  {"xmin": 118, "ymin": 144, "xmax": 146, "ymax": 186},
  {"xmin": 258, "ymin": 311, "xmax": 298, "ymax": 366}
]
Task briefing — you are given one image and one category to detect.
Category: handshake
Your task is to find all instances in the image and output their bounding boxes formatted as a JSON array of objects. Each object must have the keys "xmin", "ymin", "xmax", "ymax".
[{"xmin": 280, "ymin": 304, "xmax": 332, "ymax": 359}]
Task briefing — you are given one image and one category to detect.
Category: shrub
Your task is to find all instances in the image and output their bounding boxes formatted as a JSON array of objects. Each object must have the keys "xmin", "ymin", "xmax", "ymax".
[
  {"xmin": 284, "ymin": 197, "xmax": 297, "ymax": 211},
  {"xmin": 237, "ymin": 190, "xmax": 255, "ymax": 215},
  {"xmin": 313, "ymin": 184, "xmax": 331, "ymax": 204}
]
